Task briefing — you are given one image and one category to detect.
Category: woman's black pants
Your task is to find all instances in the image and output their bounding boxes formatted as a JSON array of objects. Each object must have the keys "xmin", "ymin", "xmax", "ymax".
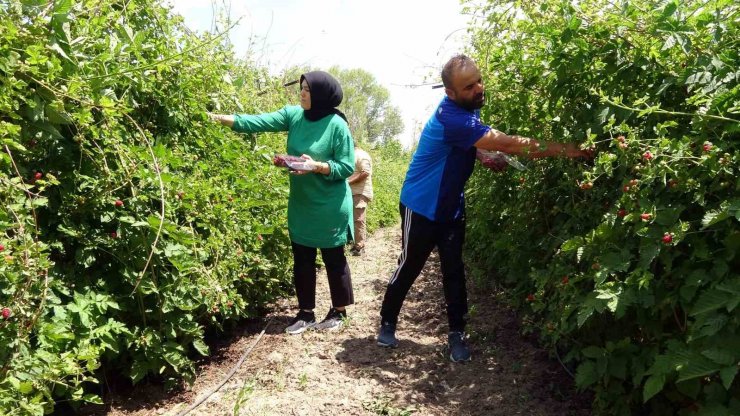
[{"xmin": 291, "ymin": 242, "xmax": 354, "ymax": 310}]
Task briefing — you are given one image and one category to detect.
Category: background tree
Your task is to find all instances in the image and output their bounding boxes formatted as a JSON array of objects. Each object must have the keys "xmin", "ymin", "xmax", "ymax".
[{"xmin": 330, "ymin": 66, "xmax": 403, "ymax": 144}]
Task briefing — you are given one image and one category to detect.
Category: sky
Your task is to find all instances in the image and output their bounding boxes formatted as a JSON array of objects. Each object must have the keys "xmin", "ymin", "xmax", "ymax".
[{"xmin": 167, "ymin": 0, "xmax": 472, "ymax": 147}]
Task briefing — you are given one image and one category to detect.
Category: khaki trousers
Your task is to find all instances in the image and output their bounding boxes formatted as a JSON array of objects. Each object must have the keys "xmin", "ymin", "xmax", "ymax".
[{"xmin": 352, "ymin": 195, "xmax": 370, "ymax": 249}]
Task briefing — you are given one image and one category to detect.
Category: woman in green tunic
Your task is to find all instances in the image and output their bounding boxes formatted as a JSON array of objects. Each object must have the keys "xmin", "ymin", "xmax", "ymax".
[{"xmin": 209, "ymin": 71, "xmax": 355, "ymax": 334}]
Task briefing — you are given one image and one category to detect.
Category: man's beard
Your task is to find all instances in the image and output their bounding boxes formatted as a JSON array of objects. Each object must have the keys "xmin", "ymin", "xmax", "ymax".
[{"xmin": 459, "ymin": 94, "xmax": 485, "ymax": 111}]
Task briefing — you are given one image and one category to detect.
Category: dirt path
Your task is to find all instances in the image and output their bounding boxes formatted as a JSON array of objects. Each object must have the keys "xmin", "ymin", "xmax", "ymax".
[{"xmin": 87, "ymin": 225, "xmax": 591, "ymax": 416}]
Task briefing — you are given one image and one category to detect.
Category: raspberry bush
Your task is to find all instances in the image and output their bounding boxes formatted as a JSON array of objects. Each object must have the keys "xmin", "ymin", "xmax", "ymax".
[
  {"xmin": 1, "ymin": 0, "xmax": 293, "ymax": 412},
  {"xmin": 464, "ymin": 1, "xmax": 738, "ymax": 414}
]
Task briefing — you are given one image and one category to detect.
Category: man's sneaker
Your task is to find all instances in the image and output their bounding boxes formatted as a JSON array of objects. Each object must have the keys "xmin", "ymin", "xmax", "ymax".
[
  {"xmin": 313, "ymin": 307, "xmax": 346, "ymax": 331},
  {"xmin": 448, "ymin": 331, "xmax": 471, "ymax": 362},
  {"xmin": 285, "ymin": 310, "xmax": 315, "ymax": 335},
  {"xmin": 377, "ymin": 322, "xmax": 399, "ymax": 348}
]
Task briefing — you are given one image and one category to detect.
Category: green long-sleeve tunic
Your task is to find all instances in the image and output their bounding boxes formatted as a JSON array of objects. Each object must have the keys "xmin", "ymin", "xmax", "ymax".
[{"xmin": 232, "ymin": 105, "xmax": 355, "ymax": 248}]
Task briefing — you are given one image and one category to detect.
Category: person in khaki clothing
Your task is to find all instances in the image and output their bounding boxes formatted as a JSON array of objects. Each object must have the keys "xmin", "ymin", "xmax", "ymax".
[{"xmin": 348, "ymin": 143, "xmax": 373, "ymax": 255}]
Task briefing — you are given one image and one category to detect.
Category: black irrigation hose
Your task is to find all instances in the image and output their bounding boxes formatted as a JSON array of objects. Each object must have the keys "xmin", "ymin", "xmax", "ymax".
[
  {"xmin": 175, "ymin": 318, "xmax": 272, "ymax": 416},
  {"xmin": 554, "ymin": 346, "xmax": 575, "ymax": 380}
]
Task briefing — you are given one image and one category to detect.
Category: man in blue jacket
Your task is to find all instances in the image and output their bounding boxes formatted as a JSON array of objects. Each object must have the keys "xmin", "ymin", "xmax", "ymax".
[{"xmin": 377, "ymin": 54, "xmax": 590, "ymax": 362}]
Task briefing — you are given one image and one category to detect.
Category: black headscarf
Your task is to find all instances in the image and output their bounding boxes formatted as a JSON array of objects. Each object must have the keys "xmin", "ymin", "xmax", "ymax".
[{"xmin": 300, "ymin": 71, "xmax": 348, "ymax": 124}]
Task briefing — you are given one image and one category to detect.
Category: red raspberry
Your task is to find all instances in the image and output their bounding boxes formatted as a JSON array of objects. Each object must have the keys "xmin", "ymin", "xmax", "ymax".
[
  {"xmin": 526, "ymin": 294, "xmax": 535, "ymax": 302},
  {"xmin": 643, "ymin": 151, "xmax": 653, "ymax": 160},
  {"xmin": 640, "ymin": 213, "xmax": 652, "ymax": 221},
  {"xmin": 561, "ymin": 276, "xmax": 569, "ymax": 284},
  {"xmin": 662, "ymin": 234, "xmax": 673, "ymax": 244},
  {"xmin": 1, "ymin": 308, "xmax": 10, "ymax": 319},
  {"xmin": 617, "ymin": 209, "xmax": 627, "ymax": 218},
  {"xmin": 115, "ymin": 200, "xmax": 124, "ymax": 207},
  {"xmin": 34, "ymin": 172, "xmax": 43, "ymax": 180}
]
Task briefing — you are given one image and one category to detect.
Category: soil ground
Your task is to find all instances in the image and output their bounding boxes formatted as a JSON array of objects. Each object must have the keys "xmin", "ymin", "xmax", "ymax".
[{"xmin": 78, "ymin": 225, "xmax": 592, "ymax": 416}]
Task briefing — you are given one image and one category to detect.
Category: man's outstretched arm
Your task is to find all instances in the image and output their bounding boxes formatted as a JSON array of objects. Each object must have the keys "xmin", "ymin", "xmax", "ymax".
[{"xmin": 474, "ymin": 129, "xmax": 589, "ymax": 159}]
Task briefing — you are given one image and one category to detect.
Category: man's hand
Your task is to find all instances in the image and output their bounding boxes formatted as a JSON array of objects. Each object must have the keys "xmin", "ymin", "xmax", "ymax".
[
  {"xmin": 476, "ymin": 149, "xmax": 508, "ymax": 172},
  {"xmin": 564, "ymin": 143, "xmax": 596, "ymax": 159}
]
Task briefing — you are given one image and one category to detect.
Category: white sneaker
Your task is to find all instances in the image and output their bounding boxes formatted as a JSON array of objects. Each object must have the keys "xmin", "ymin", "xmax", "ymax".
[
  {"xmin": 285, "ymin": 311, "xmax": 316, "ymax": 334},
  {"xmin": 312, "ymin": 308, "xmax": 346, "ymax": 331}
]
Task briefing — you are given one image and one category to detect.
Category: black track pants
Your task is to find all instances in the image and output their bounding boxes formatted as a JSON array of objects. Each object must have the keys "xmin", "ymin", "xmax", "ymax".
[{"xmin": 380, "ymin": 203, "xmax": 468, "ymax": 332}]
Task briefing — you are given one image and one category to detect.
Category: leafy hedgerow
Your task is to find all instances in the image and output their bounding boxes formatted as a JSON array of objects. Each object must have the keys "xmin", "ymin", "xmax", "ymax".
[
  {"xmin": 0, "ymin": 0, "xmax": 298, "ymax": 413},
  {"xmin": 464, "ymin": 0, "xmax": 738, "ymax": 415}
]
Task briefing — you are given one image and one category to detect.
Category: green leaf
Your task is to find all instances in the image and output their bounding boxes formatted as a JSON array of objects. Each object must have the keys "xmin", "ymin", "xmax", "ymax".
[
  {"xmin": 662, "ymin": 34, "xmax": 676, "ymax": 51},
  {"xmin": 164, "ymin": 243, "xmax": 188, "ymax": 257},
  {"xmin": 581, "ymin": 346, "xmax": 603, "ymax": 358},
  {"xmin": 561, "ymin": 237, "xmax": 584, "ymax": 252},
  {"xmin": 6, "ymin": 376, "xmax": 20, "ymax": 390},
  {"xmin": 18, "ymin": 381, "xmax": 34, "ymax": 394},
  {"xmin": 577, "ymin": 297, "xmax": 597, "ymax": 328},
  {"xmin": 82, "ymin": 393, "xmax": 103, "ymax": 404},
  {"xmin": 46, "ymin": 104, "xmax": 73, "ymax": 124},
  {"xmin": 50, "ymin": 42, "xmax": 73, "ymax": 63},
  {"xmin": 661, "ymin": 1, "xmax": 677, "ymax": 18},
  {"xmin": 575, "ymin": 361, "xmax": 598, "ymax": 389},
  {"xmin": 118, "ymin": 216, "xmax": 137, "ymax": 224},
  {"xmin": 677, "ymin": 355, "xmax": 720, "ymax": 382},
  {"xmin": 130, "ymin": 360, "xmax": 148, "ymax": 384},
  {"xmin": 676, "ymin": 378, "xmax": 701, "ymax": 399},
  {"xmin": 692, "ymin": 314, "xmax": 728, "ymax": 339},
  {"xmin": 690, "ymin": 289, "xmax": 733, "ymax": 316},
  {"xmin": 52, "ymin": 0, "xmax": 72, "ymax": 16},
  {"xmin": 643, "ymin": 374, "xmax": 665, "ymax": 402},
  {"xmin": 596, "ymin": 287, "xmax": 619, "ymax": 312},
  {"xmin": 719, "ymin": 366, "xmax": 738, "ymax": 390},
  {"xmin": 639, "ymin": 240, "xmax": 660, "ymax": 269},
  {"xmin": 31, "ymin": 197, "xmax": 48, "ymax": 207},
  {"xmin": 702, "ymin": 210, "xmax": 730, "ymax": 229},
  {"xmin": 192, "ymin": 339, "xmax": 209, "ymax": 356},
  {"xmin": 32, "ymin": 121, "xmax": 64, "ymax": 141},
  {"xmin": 600, "ymin": 251, "xmax": 631, "ymax": 272},
  {"xmin": 702, "ymin": 348, "xmax": 735, "ymax": 366},
  {"xmin": 0, "ymin": 51, "xmax": 21, "ymax": 74},
  {"xmin": 568, "ymin": 16, "xmax": 581, "ymax": 31},
  {"xmin": 655, "ymin": 207, "xmax": 683, "ymax": 226},
  {"xmin": 2, "ymin": 138, "xmax": 28, "ymax": 152}
]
